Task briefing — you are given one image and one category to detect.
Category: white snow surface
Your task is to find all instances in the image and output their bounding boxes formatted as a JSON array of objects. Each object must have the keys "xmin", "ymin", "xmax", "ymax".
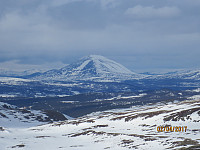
[
  {"xmin": 0, "ymin": 102, "xmax": 50, "ymax": 128},
  {"xmin": 93, "ymin": 93, "xmax": 146, "ymax": 102},
  {"xmin": 146, "ymin": 69, "xmax": 200, "ymax": 80},
  {"xmin": 191, "ymin": 88, "xmax": 200, "ymax": 92},
  {"xmin": 1, "ymin": 99, "xmax": 200, "ymax": 150},
  {"xmin": 89, "ymin": 55, "xmax": 133, "ymax": 74},
  {"xmin": 0, "ymin": 77, "xmax": 33, "ymax": 87},
  {"xmin": 33, "ymin": 55, "xmax": 146, "ymax": 81}
]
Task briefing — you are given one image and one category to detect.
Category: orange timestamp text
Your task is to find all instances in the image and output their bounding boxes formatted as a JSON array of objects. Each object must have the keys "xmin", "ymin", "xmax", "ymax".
[{"xmin": 157, "ymin": 126, "xmax": 187, "ymax": 132}]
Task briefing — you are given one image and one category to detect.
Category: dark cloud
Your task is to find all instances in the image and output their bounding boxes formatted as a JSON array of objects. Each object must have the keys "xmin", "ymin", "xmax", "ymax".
[{"xmin": 0, "ymin": 0, "xmax": 199, "ymax": 71}]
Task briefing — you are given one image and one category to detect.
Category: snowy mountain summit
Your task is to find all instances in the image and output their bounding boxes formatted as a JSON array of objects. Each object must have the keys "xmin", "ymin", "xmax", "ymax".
[{"xmin": 33, "ymin": 55, "xmax": 144, "ymax": 81}]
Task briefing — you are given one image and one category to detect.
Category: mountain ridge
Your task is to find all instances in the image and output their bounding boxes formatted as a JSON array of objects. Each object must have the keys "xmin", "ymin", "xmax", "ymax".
[
  {"xmin": 1, "ymin": 55, "xmax": 200, "ymax": 81},
  {"xmin": 32, "ymin": 55, "xmax": 145, "ymax": 81}
]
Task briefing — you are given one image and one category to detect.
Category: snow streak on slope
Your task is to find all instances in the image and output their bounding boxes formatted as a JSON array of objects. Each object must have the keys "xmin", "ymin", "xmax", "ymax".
[
  {"xmin": 33, "ymin": 55, "xmax": 145, "ymax": 81},
  {"xmin": 1, "ymin": 99, "xmax": 200, "ymax": 150}
]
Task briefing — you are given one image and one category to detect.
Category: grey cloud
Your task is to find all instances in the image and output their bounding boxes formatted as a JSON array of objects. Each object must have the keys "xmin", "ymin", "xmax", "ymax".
[{"xmin": 0, "ymin": 0, "xmax": 199, "ymax": 71}]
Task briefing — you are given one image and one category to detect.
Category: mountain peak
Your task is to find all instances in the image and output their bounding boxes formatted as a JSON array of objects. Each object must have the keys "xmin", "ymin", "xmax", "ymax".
[
  {"xmin": 83, "ymin": 55, "xmax": 113, "ymax": 63},
  {"xmin": 87, "ymin": 55, "xmax": 110, "ymax": 61},
  {"xmin": 32, "ymin": 55, "xmax": 144, "ymax": 81},
  {"xmin": 75, "ymin": 55, "xmax": 134, "ymax": 75},
  {"xmin": 87, "ymin": 54, "xmax": 105, "ymax": 58}
]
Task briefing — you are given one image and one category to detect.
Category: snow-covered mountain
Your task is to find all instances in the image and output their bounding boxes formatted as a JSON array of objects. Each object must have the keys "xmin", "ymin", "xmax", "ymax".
[
  {"xmin": 32, "ymin": 55, "xmax": 145, "ymax": 81},
  {"xmin": 1, "ymin": 98, "xmax": 200, "ymax": 149},
  {"xmin": 147, "ymin": 69, "xmax": 200, "ymax": 80},
  {"xmin": 165, "ymin": 69, "xmax": 200, "ymax": 80},
  {"xmin": 0, "ymin": 69, "xmax": 42, "ymax": 77},
  {"xmin": 0, "ymin": 102, "xmax": 67, "ymax": 128},
  {"xmin": 1, "ymin": 55, "xmax": 200, "ymax": 81}
]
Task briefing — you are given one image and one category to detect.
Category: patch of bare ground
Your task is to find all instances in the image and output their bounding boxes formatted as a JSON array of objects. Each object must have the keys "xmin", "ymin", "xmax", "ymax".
[
  {"xmin": 192, "ymin": 129, "xmax": 200, "ymax": 132},
  {"xmin": 0, "ymin": 126, "xmax": 5, "ymax": 131},
  {"xmin": 98, "ymin": 112, "xmax": 130, "ymax": 118},
  {"xmin": 127, "ymin": 133, "xmax": 156, "ymax": 141},
  {"xmin": 110, "ymin": 109, "xmax": 174, "ymax": 121},
  {"xmin": 179, "ymin": 100, "xmax": 200, "ymax": 105},
  {"xmin": 35, "ymin": 136, "xmax": 51, "ymax": 138},
  {"xmin": 0, "ymin": 112, "xmax": 8, "ymax": 118},
  {"xmin": 29, "ymin": 128, "xmax": 44, "ymax": 131},
  {"xmin": 69, "ymin": 127, "xmax": 159, "ymax": 141},
  {"xmin": 121, "ymin": 139, "xmax": 134, "ymax": 146},
  {"xmin": 174, "ymin": 138, "xmax": 199, "ymax": 146},
  {"xmin": 107, "ymin": 132, "xmax": 121, "ymax": 136},
  {"xmin": 168, "ymin": 138, "xmax": 199, "ymax": 149},
  {"xmin": 164, "ymin": 107, "xmax": 200, "ymax": 122},
  {"xmin": 178, "ymin": 145, "xmax": 200, "ymax": 150},
  {"xmin": 66, "ymin": 119, "xmax": 95, "ymax": 126},
  {"xmin": 69, "ymin": 129, "xmax": 138, "ymax": 137},
  {"xmin": 94, "ymin": 140, "xmax": 104, "ymax": 143},
  {"xmin": 139, "ymin": 124, "xmax": 150, "ymax": 127},
  {"xmin": 156, "ymin": 136, "xmax": 169, "ymax": 138},
  {"xmin": 68, "ymin": 121, "xmax": 83, "ymax": 125},
  {"xmin": 124, "ymin": 110, "xmax": 172, "ymax": 122},
  {"xmin": 97, "ymin": 115, "xmax": 106, "ymax": 119},
  {"xmin": 93, "ymin": 124, "xmax": 108, "ymax": 128},
  {"xmin": 123, "ymin": 143, "xmax": 145, "ymax": 149},
  {"xmin": 11, "ymin": 144, "xmax": 25, "ymax": 148},
  {"xmin": 53, "ymin": 118, "xmax": 96, "ymax": 127},
  {"xmin": 70, "ymin": 145, "xmax": 84, "ymax": 147},
  {"xmin": 122, "ymin": 139, "xmax": 134, "ymax": 144},
  {"xmin": 82, "ymin": 124, "xmax": 108, "ymax": 131},
  {"xmin": 82, "ymin": 127, "xmax": 93, "ymax": 130},
  {"xmin": 69, "ymin": 130, "xmax": 106, "ymax": 137},
  {"xmin": 52, "ymin": 121, "xmax": 67, "ymax": 126},
  {"xmin": 119, "ymin": 139, "xmax": 136, "ymax": 149},
  {"xmin": 86, "ymin": 119, "xmax": 95, "ymax": 123}
]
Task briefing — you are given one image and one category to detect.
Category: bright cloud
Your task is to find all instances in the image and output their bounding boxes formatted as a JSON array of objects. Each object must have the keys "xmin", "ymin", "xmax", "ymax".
[{"xmin": 125, "ymin": 5, "xmax": 181, "ymax": 18}]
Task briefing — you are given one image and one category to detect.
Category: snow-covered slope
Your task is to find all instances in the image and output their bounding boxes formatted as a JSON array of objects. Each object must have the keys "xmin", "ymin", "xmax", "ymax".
[
  {"xmin": 0, "ymin": 68, "xmax": 45, "ymax": 77},
  {"xmin": 1, "ymin": 99, "xmax": 200, "ymax": 150},
  {"xmin": 170, "ymin": 69, "xmax": 200, "ymax": 80},
  {"xmin": 0, "ymin": 102, "xmax": 67, "ymax": 128},
  {"xmin": 147, "ymin": 69, "xmax": 200, "ymax": 80},
  {"xmin": 33, "ymin": 55, "xmax": 145, "ymax": 81}
]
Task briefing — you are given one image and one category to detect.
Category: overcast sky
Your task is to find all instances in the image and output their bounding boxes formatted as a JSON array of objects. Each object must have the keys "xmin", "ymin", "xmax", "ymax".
[{"xmin": 0, "ymin": 0, "xmax": 200, "ymax": 72}]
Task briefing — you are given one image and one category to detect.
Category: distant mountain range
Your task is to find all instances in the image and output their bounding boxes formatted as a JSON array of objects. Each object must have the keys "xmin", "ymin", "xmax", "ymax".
[
  {"xmin": 0, "ymin": 69, "xmax": 44, "ymax": 77},
  {"xmin": 29, "ymin": 55, "xmax": 200, "ymax": 81},
  {"xmin": 151, "ymin": 69, "xmax": 200, "ymax": 80},
  {"xmin": 0, "ymin": 55, "xmax": 200, "ymax": 81}
]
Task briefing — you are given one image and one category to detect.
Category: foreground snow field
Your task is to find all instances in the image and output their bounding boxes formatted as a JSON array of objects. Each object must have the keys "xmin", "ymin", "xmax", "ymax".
[{"xmin": 0, "ymin": 99, "xmax": 200, "ymax": 150}]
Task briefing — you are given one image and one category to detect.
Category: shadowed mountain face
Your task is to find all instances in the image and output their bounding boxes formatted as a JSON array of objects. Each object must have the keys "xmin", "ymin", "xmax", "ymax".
[{"xmin": 32, "ymin": 55, "xmax": 144, "ymax": 81}]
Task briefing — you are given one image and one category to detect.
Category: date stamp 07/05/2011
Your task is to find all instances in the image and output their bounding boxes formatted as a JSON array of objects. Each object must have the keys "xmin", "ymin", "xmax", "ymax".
[{"xmin": 157, "ymin": 126, "xmax": 187, "ymax": 132}]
